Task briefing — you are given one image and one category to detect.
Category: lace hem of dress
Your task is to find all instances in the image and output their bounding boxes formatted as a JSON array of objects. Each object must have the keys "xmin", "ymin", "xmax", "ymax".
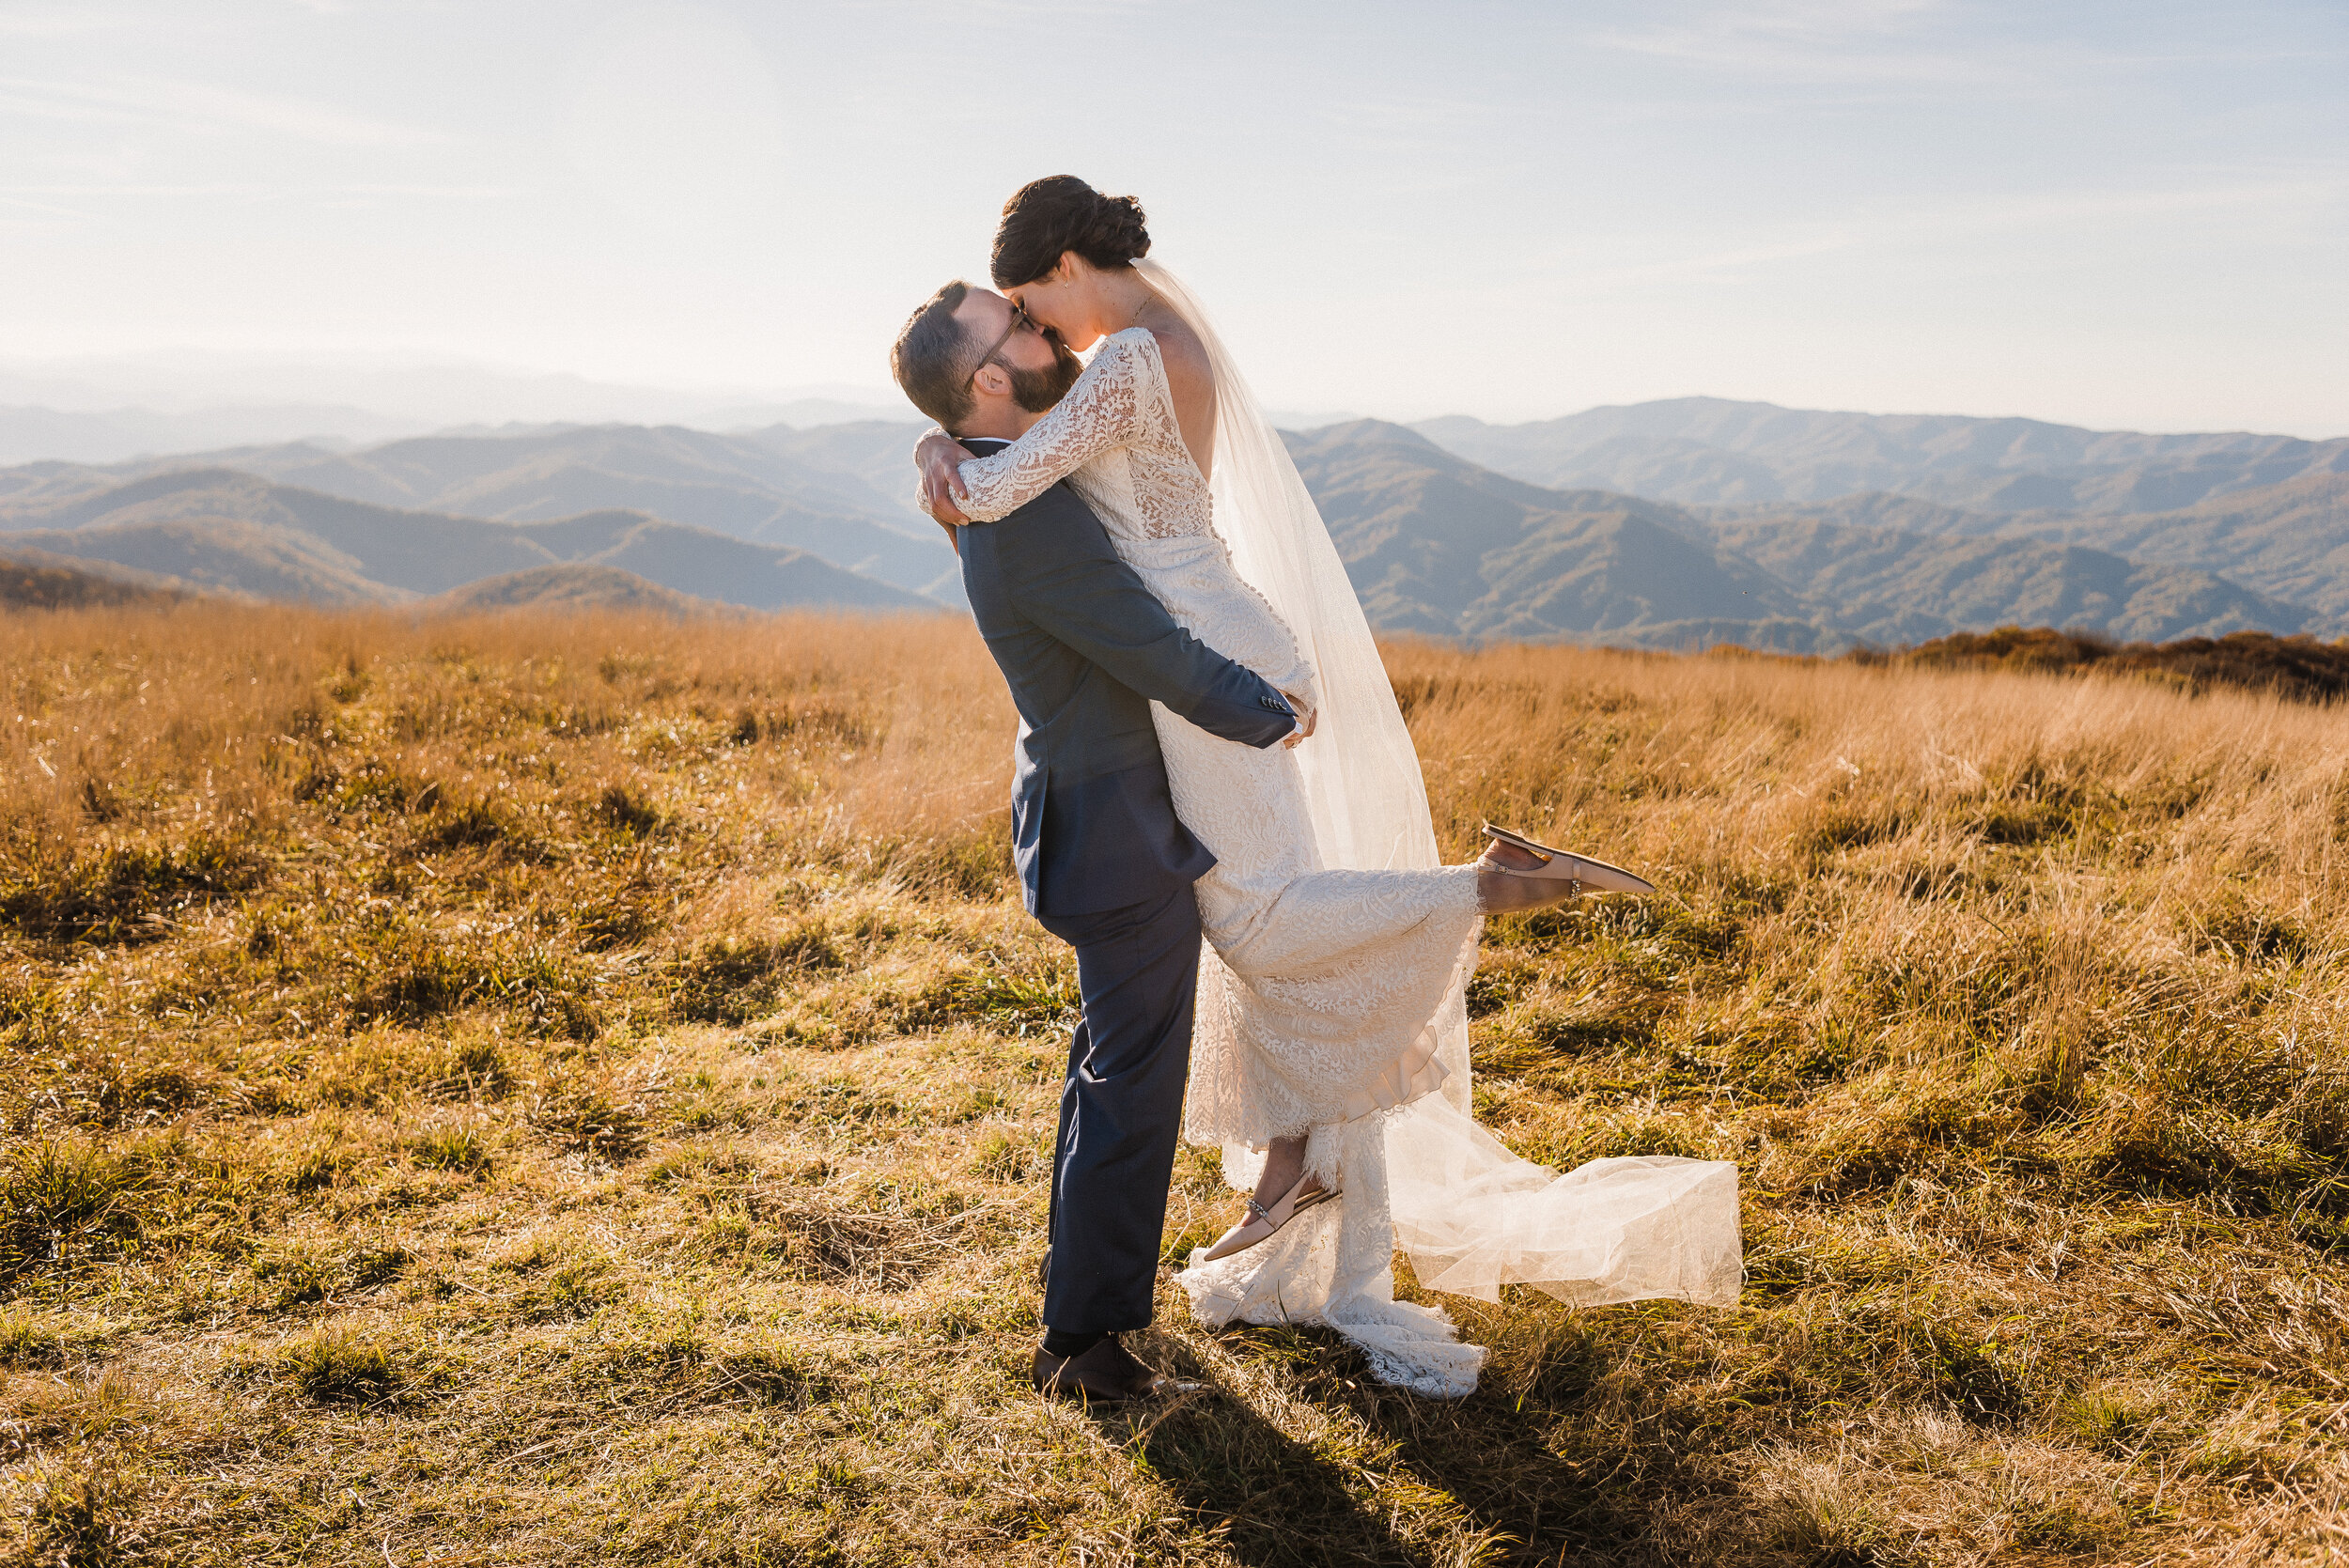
[
  {"xmin": 1176, "ymin": 1234, "xmax": 1487, "ymax": 1401},
  {"xmin": 1178, "ymin": 1108, "xmax": 1744, "ymax": 1400},
  {"xmin": 1174, "ymin": 1123, "xmax": 1488, "ymax": 1404}
]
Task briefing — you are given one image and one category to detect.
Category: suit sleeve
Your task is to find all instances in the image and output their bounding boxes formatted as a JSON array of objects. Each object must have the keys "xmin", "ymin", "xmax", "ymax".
[{"xmin": 986, "ymin": 488, "xmax": 1299, "ymax": 750}]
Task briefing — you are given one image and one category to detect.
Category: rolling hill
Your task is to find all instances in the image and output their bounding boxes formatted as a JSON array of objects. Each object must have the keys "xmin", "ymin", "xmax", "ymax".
[
  {"xmin": 429, "ymin": 564, "xmax": 723, "ymax": 615},
  {"xmin": 0, "ymin": 517, "xmax": 389, "ymax": 604},
  {"xmin": 747, "ymin": 419, "xmax": 932, "ymax": 509},
  {"xmin": 0, "ymin": 549, "xmax": 187, "ymax": 610},
  {"xmin": 1289, "ymin": 420, "xmax": 1809, "ymax": 643},
  {"xmin": 1999, "ymin": 475, "xmax": 2349, "ymax": 619},
  {"xmin": 0, "ymin": 471, "xmax": 933, "ymax": 613}
]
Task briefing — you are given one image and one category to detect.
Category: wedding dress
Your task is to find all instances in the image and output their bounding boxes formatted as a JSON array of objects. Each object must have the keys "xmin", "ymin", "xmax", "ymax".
[{"xmin": 937, "ymin": 260, "xmax": 1742, "ymax": 1396}]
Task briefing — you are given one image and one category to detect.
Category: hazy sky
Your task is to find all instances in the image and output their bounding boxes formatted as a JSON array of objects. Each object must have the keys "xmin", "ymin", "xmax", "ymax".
[{"xmin": 2, "ymin": 0, "xmax": 2343, "ymax": 434}]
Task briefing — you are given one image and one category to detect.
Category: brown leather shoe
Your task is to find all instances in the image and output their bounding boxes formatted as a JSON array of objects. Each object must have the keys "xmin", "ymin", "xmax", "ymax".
[{"xmin": 1031, "ymin": 1337, "xmax": 1199, "ymax": 1404}]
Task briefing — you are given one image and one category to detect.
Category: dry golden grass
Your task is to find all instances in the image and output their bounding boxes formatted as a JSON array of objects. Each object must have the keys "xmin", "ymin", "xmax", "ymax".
[{"xmin": 4, "ymin": 602, "xmax": 2348, "ymax": 1565}]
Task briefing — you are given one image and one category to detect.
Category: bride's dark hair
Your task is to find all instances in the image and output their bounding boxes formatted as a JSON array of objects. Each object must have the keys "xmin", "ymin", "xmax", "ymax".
[{"xmin": 991, "ymin": 176, "xmax": 1150, "ymax": 288}]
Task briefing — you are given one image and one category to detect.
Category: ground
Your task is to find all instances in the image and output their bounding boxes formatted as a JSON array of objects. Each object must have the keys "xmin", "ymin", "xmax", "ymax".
[{"xmin": 3, "ymin": 605, "xmax": 2346, "ymax": 1565}]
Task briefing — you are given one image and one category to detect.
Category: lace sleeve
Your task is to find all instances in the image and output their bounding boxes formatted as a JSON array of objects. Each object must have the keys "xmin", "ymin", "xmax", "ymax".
[{"xmin": 948, "ymin": 331, "xmax": 1159, "ymax": 523}]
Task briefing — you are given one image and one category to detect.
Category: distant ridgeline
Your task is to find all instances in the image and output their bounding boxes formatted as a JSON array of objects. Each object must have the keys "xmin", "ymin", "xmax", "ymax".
[
  {"xmin": 1785, "ymin": 628, "xmax": 2349, "ymax": 704},
  {"xmin": 0, "ymin": 552, "xmax": 180, "ymax": 610}
]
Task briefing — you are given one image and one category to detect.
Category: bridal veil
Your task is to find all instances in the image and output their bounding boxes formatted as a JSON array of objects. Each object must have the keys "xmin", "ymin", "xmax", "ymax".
[{"xmin": 1136, "ymin": 258, "xmax": 1741, "ymax": 1396}]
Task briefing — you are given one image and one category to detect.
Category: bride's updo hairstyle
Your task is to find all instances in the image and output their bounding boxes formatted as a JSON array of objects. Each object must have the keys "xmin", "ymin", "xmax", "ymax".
[{"xmin": 991, "ymin": 176, "xmax": 1150, "ymax": 288}]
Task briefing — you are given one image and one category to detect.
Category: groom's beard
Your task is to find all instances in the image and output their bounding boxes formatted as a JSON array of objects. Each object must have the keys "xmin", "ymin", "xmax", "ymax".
[{"xmin": 1009, "ymin": 334, "xmax": 1085, "ymax": 413}]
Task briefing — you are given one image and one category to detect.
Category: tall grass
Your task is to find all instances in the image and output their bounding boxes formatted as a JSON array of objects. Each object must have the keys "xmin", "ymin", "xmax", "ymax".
[{"xmin": 3, "ymin": 602, "xmax": 2345, "ymax": 1564}]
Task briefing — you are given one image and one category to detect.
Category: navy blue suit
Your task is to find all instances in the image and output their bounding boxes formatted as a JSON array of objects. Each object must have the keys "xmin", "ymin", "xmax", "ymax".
[{"xmin": 957, "ymin": 436, "xmax": 1295, "ymax": 1333}]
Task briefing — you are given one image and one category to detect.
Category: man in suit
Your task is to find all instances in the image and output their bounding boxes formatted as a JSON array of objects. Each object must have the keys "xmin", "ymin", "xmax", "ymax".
[{"xmin": 891, "ymin": 282, "xmax": 1300, "ymax": 1402}]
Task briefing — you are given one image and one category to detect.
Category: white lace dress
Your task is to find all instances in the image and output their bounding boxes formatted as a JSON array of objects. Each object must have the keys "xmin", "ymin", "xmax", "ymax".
[
  {"xmin": 938, "ymin": 324, "xmax": 1740, "ymax": 1398},
  {"xmin": 941, "ymin": 329, "xmax": 1486, "ymax": 1151}
]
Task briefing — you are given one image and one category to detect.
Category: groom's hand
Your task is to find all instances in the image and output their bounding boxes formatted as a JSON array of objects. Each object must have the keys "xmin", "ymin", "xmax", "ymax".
[{"xmin": 1281, "ymin": 690, "xmax": 1316, "ymax": 749}]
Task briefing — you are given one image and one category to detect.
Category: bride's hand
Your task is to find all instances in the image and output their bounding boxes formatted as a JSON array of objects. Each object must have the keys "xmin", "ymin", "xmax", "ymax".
[
  {"xmin": 1281, "ymin": 690, "xmax": 1316, "ymax": 748},
  {"xmin": 916, "ymin": 432, "xmax": 972, "ymax": 526}
]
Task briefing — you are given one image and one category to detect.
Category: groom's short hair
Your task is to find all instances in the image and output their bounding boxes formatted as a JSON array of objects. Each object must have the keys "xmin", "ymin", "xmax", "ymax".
[{"xmin": 892, "ymin": 280, "xmax": 976, "ymax": 430}]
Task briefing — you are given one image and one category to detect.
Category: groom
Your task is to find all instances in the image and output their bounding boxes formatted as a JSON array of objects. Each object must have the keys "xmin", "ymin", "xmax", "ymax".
[{"xmin": 891, "ymin": 282, "xmax": 1300, "ymax": 1402}]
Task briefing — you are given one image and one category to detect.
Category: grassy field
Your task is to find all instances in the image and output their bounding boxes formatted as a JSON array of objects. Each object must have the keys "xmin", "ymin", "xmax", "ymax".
[{"xmin": 4, "ymin": 604, "xmax": 2348, "ymax": 1566}]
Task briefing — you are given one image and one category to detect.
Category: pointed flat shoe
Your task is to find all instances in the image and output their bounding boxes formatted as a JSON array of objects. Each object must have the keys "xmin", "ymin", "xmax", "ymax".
[
  {"xmin": 1481, "ymin": 822, "xmax": 1656, "ymax": 896},
  {"xmin": 1201, "ymin": 1173, "xmax": 1340, "ymax": 1262}
]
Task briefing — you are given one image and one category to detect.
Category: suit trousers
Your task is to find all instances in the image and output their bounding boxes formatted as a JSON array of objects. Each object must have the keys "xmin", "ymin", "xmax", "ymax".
[{"xmin": 1034, "ymin": 883, "xmax": 1204, "ymax": 1335}]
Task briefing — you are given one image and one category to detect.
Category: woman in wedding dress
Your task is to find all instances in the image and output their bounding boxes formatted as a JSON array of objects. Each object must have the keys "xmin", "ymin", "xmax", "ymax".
[{"xmin": 916, "ymin": 178, "xmax": 1742, "ymax": 1397}]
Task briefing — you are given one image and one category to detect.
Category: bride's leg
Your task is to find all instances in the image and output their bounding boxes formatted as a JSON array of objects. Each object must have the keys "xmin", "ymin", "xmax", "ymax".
[{"xmin": 1252, "ymin": 1134, "xmax": 1312, "ymax": 1205}]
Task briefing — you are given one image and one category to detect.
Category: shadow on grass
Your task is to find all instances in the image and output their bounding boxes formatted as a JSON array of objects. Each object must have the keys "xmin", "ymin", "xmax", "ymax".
[
  {"xmin": 1362, "ymin": 1380, "xmax": 1669, "ymax": 1567},
  {"xmin": 1131, "ymin": 1318, "xmax": 1676, "ymax": 1568},
  {"xmin": 1126, "ymin": 1360, "xmax": 1420, "ymax": 1566}
]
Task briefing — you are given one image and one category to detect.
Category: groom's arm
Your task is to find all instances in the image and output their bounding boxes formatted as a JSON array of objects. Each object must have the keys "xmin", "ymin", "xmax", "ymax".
[{"xmin": 975, "ymin": 487, "xmax": 1299, "ymax": 750}]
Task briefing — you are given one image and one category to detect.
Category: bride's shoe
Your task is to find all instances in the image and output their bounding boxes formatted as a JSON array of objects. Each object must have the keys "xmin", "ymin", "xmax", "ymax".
[
  {"xmin": 1200, "ymin": 1173, "xmax": 1340, "ymax": 1262},
  {"xmin": 1481, "ymin": 822, "xmax": 1656, "ymax": 897}
]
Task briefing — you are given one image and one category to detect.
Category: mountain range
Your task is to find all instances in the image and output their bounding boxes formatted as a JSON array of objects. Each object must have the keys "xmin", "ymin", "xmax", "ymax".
[
  {"xmin": 0, "ymin": 468, "xmax": 926, "ymax": 613},
  {"xmin": 1737, "ymin": 476, "xmax": 2349, "ymax": 619},
  {"xmin": 1, "ymin": 396, "xmax": 2342, "ymax": 651},
  {"xmin": 1288, "ymin": 422, "xmax": 2313, "ymax": 649},
  {"xmin": 7, "ymin": 423, "xmax": 961, "ymax": 602},
  {"xmin": 1418, "ymin": 397, "xmax": 2349, "ymax": 514}
]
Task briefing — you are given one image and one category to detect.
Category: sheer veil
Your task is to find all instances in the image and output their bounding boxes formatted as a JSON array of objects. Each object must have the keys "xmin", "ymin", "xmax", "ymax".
[
  {"xmin": 1132, "ymin": 259, "xmax": 1444, "ymax": 884},
  {"xmin": 1137, "ymin": 260, "xmax": 1741, "ymax": 1389}
]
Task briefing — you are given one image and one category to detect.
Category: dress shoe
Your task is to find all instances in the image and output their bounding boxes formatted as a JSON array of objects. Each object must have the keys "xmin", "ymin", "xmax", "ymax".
[
  {"xmin": 1477, "ymin": 822, "xmax": 1655, "ymax": 914},
  {"xmin": 1031, "ymin": 1336, "xmax": 1198, "ymax": 1404},
  {"xmin": 1201, "ymin": 1172, "xmax": 1339, "ymax": 1261}
]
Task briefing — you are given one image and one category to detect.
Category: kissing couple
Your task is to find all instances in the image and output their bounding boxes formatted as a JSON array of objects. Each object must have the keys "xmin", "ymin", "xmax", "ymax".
[{"xmin": 890, "ymin": 177, "xmax": 1741, "ymax": 1402}]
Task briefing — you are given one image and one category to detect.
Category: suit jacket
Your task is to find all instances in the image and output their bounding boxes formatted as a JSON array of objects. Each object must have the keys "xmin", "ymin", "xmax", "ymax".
[{"xmin": 956, "ymin": 436, "xmax": 1297, "ymax": 917}]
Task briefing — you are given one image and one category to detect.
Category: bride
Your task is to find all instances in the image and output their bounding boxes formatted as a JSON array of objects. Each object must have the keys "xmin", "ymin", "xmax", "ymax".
[{"xmin": 915, "ymin": 177, "xmax": 1741, "ymax": 1397}]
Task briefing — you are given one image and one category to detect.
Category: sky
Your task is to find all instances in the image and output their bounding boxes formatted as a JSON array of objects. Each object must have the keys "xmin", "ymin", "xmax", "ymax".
[{"xmin": 0, "ymin": 0, "xmax": 2343, "ymax": 435}]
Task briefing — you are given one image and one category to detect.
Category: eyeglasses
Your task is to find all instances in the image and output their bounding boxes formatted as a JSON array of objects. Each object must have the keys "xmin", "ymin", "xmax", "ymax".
[{"xmin": 967, "ymin": 301, "xmax": 1038, "ymax": 383}]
